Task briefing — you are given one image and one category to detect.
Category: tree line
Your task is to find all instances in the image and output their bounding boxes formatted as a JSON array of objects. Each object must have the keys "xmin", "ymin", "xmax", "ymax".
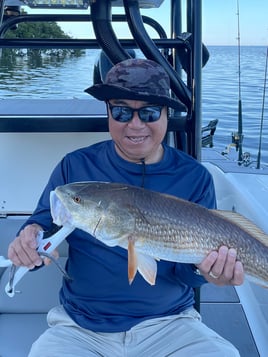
[{"xmin": 2, "ymin": 13, "xmax": 84, "ymax": 59}]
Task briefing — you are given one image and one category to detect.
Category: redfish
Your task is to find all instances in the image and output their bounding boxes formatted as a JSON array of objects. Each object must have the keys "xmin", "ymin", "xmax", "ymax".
[{"xmin": 50, "ymin": 181, "xmax": 268, "ymax": 287}]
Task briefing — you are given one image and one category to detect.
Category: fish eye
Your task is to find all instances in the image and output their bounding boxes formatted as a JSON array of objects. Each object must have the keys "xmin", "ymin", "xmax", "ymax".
[{"xmin": 73, "ymin": 195, "xmax": 81, "ymax": 204}]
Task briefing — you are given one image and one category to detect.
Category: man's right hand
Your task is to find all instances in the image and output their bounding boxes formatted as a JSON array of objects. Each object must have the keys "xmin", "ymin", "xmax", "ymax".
[{"xmin": 8, "ymin": 223, "xmax": 44, "ymax": 269}]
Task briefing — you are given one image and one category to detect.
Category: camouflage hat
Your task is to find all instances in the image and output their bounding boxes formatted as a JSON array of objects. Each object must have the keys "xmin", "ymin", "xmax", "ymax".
[{"xmin": 85, "ymin": 58, "xmax": 186, "ymax": 111}]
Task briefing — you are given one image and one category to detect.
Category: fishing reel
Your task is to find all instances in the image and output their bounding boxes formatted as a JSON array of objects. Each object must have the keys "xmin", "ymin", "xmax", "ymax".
[{"xmin": 231, "ymin": 131, "xmax": 244, "ymax": 152}]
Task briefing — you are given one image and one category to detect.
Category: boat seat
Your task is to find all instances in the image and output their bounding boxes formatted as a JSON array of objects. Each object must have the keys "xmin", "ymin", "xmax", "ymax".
[
  {"xmin": 0, "ymin": 218, "xmax": 68, "ymax": 357},
  {"xmin": 93, "ymin": 49, "xmax": 136, "ymax": 84},
  {"xmin": 202, "ymin": 119, "xmax": 218, "ymax": 148}
]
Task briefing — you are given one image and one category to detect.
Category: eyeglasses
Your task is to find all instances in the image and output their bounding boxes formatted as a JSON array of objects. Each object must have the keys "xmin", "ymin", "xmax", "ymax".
[{"xmin": 108, "ymin": 103, "xmax": 164, "ymax": 123}]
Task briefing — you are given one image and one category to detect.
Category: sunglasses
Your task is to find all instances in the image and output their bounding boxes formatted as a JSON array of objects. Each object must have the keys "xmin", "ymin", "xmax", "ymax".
[{"xmin": 108, "ymin": 103, "xmax": 164, "ymax": 123}]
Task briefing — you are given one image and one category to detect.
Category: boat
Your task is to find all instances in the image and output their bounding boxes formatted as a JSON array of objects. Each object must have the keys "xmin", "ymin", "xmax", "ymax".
[{"xmin": 0, "ymin": 1, "xmax": 267, "ymax": 356}]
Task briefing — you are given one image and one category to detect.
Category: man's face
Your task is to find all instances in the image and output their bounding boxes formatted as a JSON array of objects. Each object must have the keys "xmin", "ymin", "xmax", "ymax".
[{"xmin": 107, "ymin": 99, "xmax": 168, "ymax": 164}]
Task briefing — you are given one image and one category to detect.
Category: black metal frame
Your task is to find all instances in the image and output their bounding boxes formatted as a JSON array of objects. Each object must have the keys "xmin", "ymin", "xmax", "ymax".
[
  {"xmin": 0, "ymin": 13, "xmax": 168, "ymax": 40},
  {"xmin": 0, "ymin": 0, "xmax": 203, "ymax": 159}
]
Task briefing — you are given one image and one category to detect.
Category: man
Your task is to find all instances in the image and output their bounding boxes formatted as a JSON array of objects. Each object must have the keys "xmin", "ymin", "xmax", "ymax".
[{"xmin": 9, "ymin": 59, "xmax": 243, "ymax": 356}]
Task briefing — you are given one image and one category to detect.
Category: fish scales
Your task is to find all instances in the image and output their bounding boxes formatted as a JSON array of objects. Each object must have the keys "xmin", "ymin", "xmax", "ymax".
[
  {"xmin": 125, "ymin": 190, "xmax": 257, "ymax": 260},
  {"xmin": 50, "ymin": 181, "xmax": 268, "ymax": 287}
]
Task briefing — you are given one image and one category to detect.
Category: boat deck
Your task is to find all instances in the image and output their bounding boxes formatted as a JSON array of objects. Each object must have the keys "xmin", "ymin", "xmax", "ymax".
[
  {"xmin": 201, "ymin": 284, "xmax": 261, "ymax": 356},
  {"xmin": 202, "ymin": 148, "xmax": 268, "ymax": 175}
]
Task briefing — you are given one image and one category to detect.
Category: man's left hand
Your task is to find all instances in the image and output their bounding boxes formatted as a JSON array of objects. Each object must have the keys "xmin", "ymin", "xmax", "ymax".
[{"xmin": 196, "ymin": 246, "xmax": 244, "ymax": 286}]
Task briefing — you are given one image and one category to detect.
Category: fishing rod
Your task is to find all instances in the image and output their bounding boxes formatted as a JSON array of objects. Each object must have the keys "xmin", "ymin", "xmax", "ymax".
[
  {"xmin": 256, "ymin": 46, "xmax": 268, "ymax": 169},
  {"xmin": 236, "ymin": 0, "xmax": 244, "ymax": 164}
]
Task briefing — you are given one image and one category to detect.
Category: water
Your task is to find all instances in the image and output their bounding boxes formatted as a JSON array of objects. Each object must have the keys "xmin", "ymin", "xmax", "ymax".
[
  {"xmin": 0, "ymin": 50, "xmax": 99, "ymax": 99},
  {"xmin": 203, "ymin": 46, "xmax": 267, "ymax": 164},
  {"xmin": 0, "ymin": 46, "xmax": 267, "ymax": 163}
]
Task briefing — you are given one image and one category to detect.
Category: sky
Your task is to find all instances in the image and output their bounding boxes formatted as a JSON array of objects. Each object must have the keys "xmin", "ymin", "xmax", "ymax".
[
  {"xmin": 202, "ymin": 0, "xmax": 268, "ymax": 46},
  {"xmin": 13, "ymin": 0, "xmax": 268, "ymax": 46},
  {"xmin": 136, "ymin": 0, "xmax": 268, "ymax": 46}
]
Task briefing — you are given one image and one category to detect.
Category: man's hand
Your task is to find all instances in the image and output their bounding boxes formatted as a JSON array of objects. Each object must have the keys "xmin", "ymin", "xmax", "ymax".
[
  {"xmin": 196, "ymin": 246, "xmax": 244, "ymax": 286},
  {"xmin": 8, "ymin": 223, "xmax": 58, "ymax": 269}
]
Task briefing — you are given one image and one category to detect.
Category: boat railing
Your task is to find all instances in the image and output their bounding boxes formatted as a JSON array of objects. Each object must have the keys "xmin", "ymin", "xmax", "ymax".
[
  {"xmin": 0, "ymin": 13, "xmax": 168, "ymax": 42},
  {"xmin": 0, "ymin": 99, "xmax": 187, "ymax": 133}
]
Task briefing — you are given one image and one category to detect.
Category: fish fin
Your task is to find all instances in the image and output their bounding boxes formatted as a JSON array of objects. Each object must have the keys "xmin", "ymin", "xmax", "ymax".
[
  {"xmin": 128, "ymin": 237, "xmax": 137, "ymax": 284},
  {"xmin": 137, "ymin": 252, "xmax": 157, "ymax": 286},
  {"xmin": 212, "ymin": 210, "xmax": 268, "ymax": 247}
]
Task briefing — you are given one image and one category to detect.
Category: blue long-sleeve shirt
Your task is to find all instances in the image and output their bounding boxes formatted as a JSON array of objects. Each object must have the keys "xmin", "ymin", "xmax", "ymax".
[{"xmin": 24, "ymin": 140, "xmax": 216, "ymax": 332}]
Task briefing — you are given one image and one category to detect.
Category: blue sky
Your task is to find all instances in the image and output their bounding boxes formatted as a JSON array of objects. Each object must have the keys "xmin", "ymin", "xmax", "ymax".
[
  {"xmin": 25, "ymin": 0, "xmax": 268, "ymax": 46},
  {"xmin": 202, "ymin": 0, "xmax": 268, "ymax": 45},
  {"xmin": 141, "ymin": 0, "xmax": 268, "ymax": 46}
]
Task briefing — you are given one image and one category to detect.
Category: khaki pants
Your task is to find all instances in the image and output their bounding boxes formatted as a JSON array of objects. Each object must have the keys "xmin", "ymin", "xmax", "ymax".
[{"xmin": 29, "ymin": 305, "xmax": 240, "ymax": 357}]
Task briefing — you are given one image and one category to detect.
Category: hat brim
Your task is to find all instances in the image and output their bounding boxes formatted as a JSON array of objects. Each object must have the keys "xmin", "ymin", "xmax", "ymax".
[{"xmin": 85, "ymin": 84, "xmax": 187, "ymax": 112}]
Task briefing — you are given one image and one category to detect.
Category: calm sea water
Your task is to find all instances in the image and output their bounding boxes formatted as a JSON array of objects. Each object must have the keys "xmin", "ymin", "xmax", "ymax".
[
  {"xmin": 0, "ymin": 46, "xmax": 267, "ymax": 164},
  {"xmin": 203, "ymin": 46, "xmax": 267, "ymax": 165}
]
